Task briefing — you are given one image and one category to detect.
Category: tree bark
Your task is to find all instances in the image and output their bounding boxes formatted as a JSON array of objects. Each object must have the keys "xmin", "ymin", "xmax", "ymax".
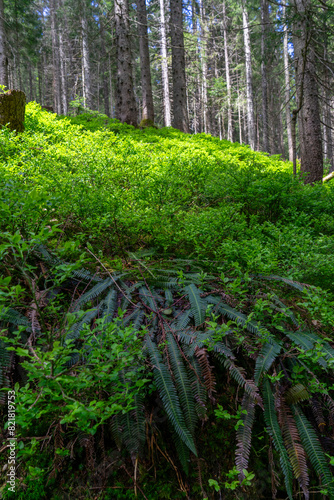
[
  {"xmin": 223, "ymin": 2, "xmax": 232, "ymax": 142},
  {"xmin": 242, "ymin": 0, "xmax": 255, "ymax": 150},
  {"xmin": 160, "ymin": 0, "xmax": 171, "ymax": 126},
  {"xmin": 58, "ymin": 0, "xmax": 68, "ymax": 115},
  {"xmin": 100, "ymin": 16, "xmax": 110, "ymax": 117},
  {"xmin": 170, "ymin": 0, "xmax": 189, "ymax": 132},
  {"xmin": 50, "ymin": 0, "xmax": 61, "ymax": 114},
  {"xmin": 0, "ymin": 90, "xmax": 25, "ymax": 132},
  {"xmin": 0, "ymin": 0, "xmax": 8, "ymax": 88},
  {"xmin": 293, "ymin": 0, "xmax": 323, "ymax": 183},
  {"xmin": 137, "ymin": 0, "xmax": 154, "ymax": 123},
  {"xmin": 114, "ymin": 0, "xmax": 138, "ymax": 126},
  {"xmin": 283, "ymin": 5, "xmax": 293, "ymax": 162},
  {"xmin": 261, "ymin": 0, "xmax": 269, "ymax": 152},
  {"xmin": 199, "ymin": 0, "xmax": 208, "ymax": 134},
  {"xmin": 81, "ymin": 1, "xmax": 92, "ymax": 109}
]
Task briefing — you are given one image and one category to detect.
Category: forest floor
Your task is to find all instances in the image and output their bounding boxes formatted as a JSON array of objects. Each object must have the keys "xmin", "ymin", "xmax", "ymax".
[{"xmin": 0, "ymin": 104, "xmax": 334, "ymax": 499}]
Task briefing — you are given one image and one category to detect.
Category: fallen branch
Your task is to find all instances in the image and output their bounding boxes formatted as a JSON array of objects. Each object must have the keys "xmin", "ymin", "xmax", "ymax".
[{"xmin": 323, "ymin": 171, "xmax": 334, "ymax": 182}]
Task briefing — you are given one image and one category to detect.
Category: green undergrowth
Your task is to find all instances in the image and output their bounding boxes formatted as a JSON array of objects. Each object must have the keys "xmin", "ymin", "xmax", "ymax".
[
  {"xmin": 0, "ymin": 104, "xmax": 334, "ymax": 499},
  {"xmin": 1, "ymin": 103, "xmax": 334, "ymax": 292}
]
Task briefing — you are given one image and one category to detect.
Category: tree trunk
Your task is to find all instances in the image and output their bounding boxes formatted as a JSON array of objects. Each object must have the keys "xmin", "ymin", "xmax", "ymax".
[
  {"xmin": 199, "ymin": 0, "xmax": 208, "ymax": 134},
  {"xmin": 81, "ymin": 2, "xmax": 92, "ymax": 109},
  {"xmin": 100, "ymin": 17, "xmax": 110, "ymax": 117},
  {"xmin": 58, "ymin": 0, "xmax": 68, "ymax": 115},
  {"xmin": 50, "ymin": 0, "xmax": 61, "ymax": 114},
  {"xmin": 0, "ymin": 0, "xmax": 8, "ymax": 87},
  {"xmin": 160, "ymin": 0, "xmax": 171, "ymax": 126},
  {"xmin": 294, "ymin": 0, "xmax": 323, "ymax": 183},
  {"xmin": 170, "ymin": 0, "xmax": 189, "ymax": 132},
  {"xmin": 114, "ymin": 0, "xmax": 137, "ymax": 126},
  {"xmin": 223, "ymin": 2, "xmax": 232, "ymax": 142},
  {"xmin": 137, "ymin": 0, "xmax": 154, "ymax": 124},
  {"xmin": 242, "ymin": 0, "xmax": 255, "ymax": 150},
  {"xmin": 0, "ymin": 90, "xmax": 25, "ymax": 132},
  {"xmin": 283, "ymin": 5, "xmax": 293, "ymax": 162},
  {"xmin": 261, "ymin": 0, "xmax": 269, "ymax": 152}
]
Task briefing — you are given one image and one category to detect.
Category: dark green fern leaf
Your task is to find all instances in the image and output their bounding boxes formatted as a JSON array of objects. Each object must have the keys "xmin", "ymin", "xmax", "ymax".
[
  {"xmin": 235, "ymin": 392, "xmax": 256, "ymax": 479},
  {"xmin": 101, "ymin": 289, "xmax": 118, "ymax": 323},
  {"xmin": 167, "ymin": 332, "xmax": 197, "ymax": 434},
  {"xmin": 66, "ymin": 308, "xmax": 98, "ymax": 341},
  {"xmin": 145, "ymin": 334, "xmax": 197, "ymax": 455},
  {"xmin": 254, "ymin": 339, "xmax": 281, "ymax": 385},
  {"xmin": 73, "ymin": 278, "xmax": 113, "ymax": 311},
  {"xmin": 292, "ymin": 404, "xmax": 333, "ymax": 490},
  {"xmin": 184, "ymin": 284, "xmax": 206, "ymax": 326},
  {"xmin": 263, "ymin": 379, "xmax": 293, "ymax": 500},
  {"xmin": 285, "ymin": 384, "xmax": 310, "ymax": 405}
]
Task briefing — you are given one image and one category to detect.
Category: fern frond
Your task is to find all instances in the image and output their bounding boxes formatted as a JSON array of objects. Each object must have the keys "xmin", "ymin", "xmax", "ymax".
[
  {"xmin": 195, "ymin": 346, "xmax": 216, "ymax": 399},
  {"xmin": 285, "ymin": 384, "xmax": 310, "ymax": 405},
  {"xmin": 66, "ymin": 308, "xmax": 98, "ymax": 341},
  {"xmin": 0, "ymin": 308, "xmax": 32, "ymax": 332},
  {"xmin": 263, "ymin": 379, "xmax": 293, "ymax": 500},
  {"xmin": 311, "ymin": 397, "xmax": 326, "ymax": 434},
  {"xmin": 251, "ymin": 274, "xmax": 305, "ymax": 291},
  {"xmin": 73, "ymin": 278, "xmax": 112, "ymax": 311},
  {"xmin": 139, "ymin": 286, "xmax": 161, "ymax": 313},
  {"xmin": 171, "ymin": 428, "xmax": 191, "ymax": 474},
  {"xmin": 165, "ymin": 290, "xmax": 173, "ymax": 307},
  {"xmin": 167, "ymin": 333, "xmax": 197, "ymax": 434},
  {"xmin": 175, "ymin": 309, "xmax": 193, "ymax": 330},
  {"xmin": 187, "ymin": 356, "xmax": 207, "ymax": 419},
  {"xmin": 145, "ymin": 334, "xmax": 197, "ymax": 455},
  {"xmin": 101, "ymin": 289, "xmax": 118, "ymax": 323},
  {"xmin": 292, "ymin": 404, "xmax": 333, "ymax": 489},
  {"xmin": 0, "ymin": 340, "xmax": 11, "ymax": 387},
  {"xmin": 278, "ymin": 398, "xmax": 309, "ymax": 500},
  {"xmin": 184, "ymin": 284, "xmax": 206, "ymax": 326},
  {"xmin": 254, "ymin": 339, "xmax": 281, "ymax": 385},
  {"xmin": 235, "ymin": 392, "xmax": 256, "ymax": 480},
  {"xmin": 285, "ymin": 331, "xmax": 328, "ymax": 369},
  {"xmin": 220, "ymin": 358, "xmax": 263, "ymax": 408}
]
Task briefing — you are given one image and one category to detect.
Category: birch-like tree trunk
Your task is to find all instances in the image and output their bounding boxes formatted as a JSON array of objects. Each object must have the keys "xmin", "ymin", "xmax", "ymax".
[
  {"xmin": 100, "ymin": 17, "xmax": 110, "ymax": 117},
  {"xmin": 170, "ymin": 0, "xmax": 189, "ymax": 132},
  {"xmin": 81, "ymin": 2, "xmax": 92, "ymax": 109},
  {"xmin": 223, "ymin": 1, "xmax": 232, "ymax": 142},
  {"xmin": 114, "ymin": 0, "xmax": 137, "ymax": 125},
  {"xmin": 293, "ymin": 0, "xmax": 323, "ymax": 183},
  {"xmin": 0, "ymin": 0, "xmax": 8, "ymax": 88},
  {"xmin": 283, "ymin": 5, "xmax": 293, "ymax": 162},
  {"xmin": 160, "ymin": 0, "xmax": 171, "ymax": 126},
  {"xmin": 261, "ymin": 0, "xmax": 269, "ymax": 152},
  {"xmin": 199, "ymin": 0, "xmax": 208, "ymax": 134},
  {"xmin": 50, "ymin": 0, "xmax": 61, "ymax": 114},
  {"xmin": 137, "ymin": 0, "xmax": 154, "ymax": 123},
  {"xmin": 58, "ymin": 1, "xmax": 67, "ymax": 115},
  {"xmin": 242, "ymin": 0, "xmax": 255, "ymax": 150}
]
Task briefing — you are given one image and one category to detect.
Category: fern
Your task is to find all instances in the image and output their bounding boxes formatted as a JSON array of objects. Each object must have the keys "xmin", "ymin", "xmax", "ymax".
[
  {"xmin": 101, "ymin": 289, "xmax": 118, "ymax": 323},
  {"xmin": 184, "ymin": 284, "xmax": 206, "ymax": 326},
  {"xmin": 167, "ymin": 332, "xmax": 197, "ymax": 434},
  {"xmin": 66, "ymin": 308, "xmax": 98, "ymax": 341},
  {"xmin": 0, "ymin": 340, "xmax": 10, "ymax": 387},
  {"xmin": 254, "ymin": 339, "xmax": 281, "ymax": 385},
  {"xmin": 292, "ymin": 404, "xmax": 333, "ymax": 490},
  {"xmin": 145, "ymin": 334, "xmax": 197, "ymax": 455},
  {"xmin": 285, "ymin": 384, "xmax": 310, "ymax": 405},
  {"xmin": 73, "ymin": 278, "xmax": 113, "ymax": 311},
  {"xmin": 263, "ymin": 379, "xmax": 293, "ymax": 500},
  {"xmin": 235, "ymin": 392, "xmax": 256, "ymax": 480},
  {"xmin": 278, "ymin": 398, "xmax": 309, "ymax": 499}
]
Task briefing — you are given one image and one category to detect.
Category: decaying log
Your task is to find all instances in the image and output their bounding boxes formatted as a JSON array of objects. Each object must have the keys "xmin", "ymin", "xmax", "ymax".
[{"xmin": 323, "ymin": 171, "xmax": 334, "ymax": 183}]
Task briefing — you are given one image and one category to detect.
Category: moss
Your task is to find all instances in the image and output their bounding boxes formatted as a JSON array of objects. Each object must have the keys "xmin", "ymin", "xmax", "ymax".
[{"xmin": 139, "ymin": 118, "xmax": 157, "ymax": 129}]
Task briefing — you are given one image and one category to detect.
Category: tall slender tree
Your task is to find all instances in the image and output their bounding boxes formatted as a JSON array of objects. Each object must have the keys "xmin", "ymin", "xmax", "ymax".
[
  {"xmin": 170, "ymin": 0, "xmax": 189, "ymax": 132},
  {"xmin": 293, "ymin": 0, "xmax": 323, "ymax": 183},
  {"xmin": 114, "ymin": 0, "xmax": 138, "ymax": 125},
  {"xmin": 137, "ymin": 0, "xmax": 154, "ymax": 123},
  {"xmin": 159, "ymin": 0, "xmax": 171, "ymax": 126},
  {"xmin": 242, "ymin": 0, "xmax": 255, "ymax": 150},
  {"xmin": 0, "ymin": 0, "xmax": 8, "ymax": 87}
]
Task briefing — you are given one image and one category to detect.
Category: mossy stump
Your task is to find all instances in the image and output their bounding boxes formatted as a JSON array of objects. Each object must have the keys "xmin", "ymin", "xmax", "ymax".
[{"xmin": 0, "ymin": 90, "xmax": 26, "ymax": 133}]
